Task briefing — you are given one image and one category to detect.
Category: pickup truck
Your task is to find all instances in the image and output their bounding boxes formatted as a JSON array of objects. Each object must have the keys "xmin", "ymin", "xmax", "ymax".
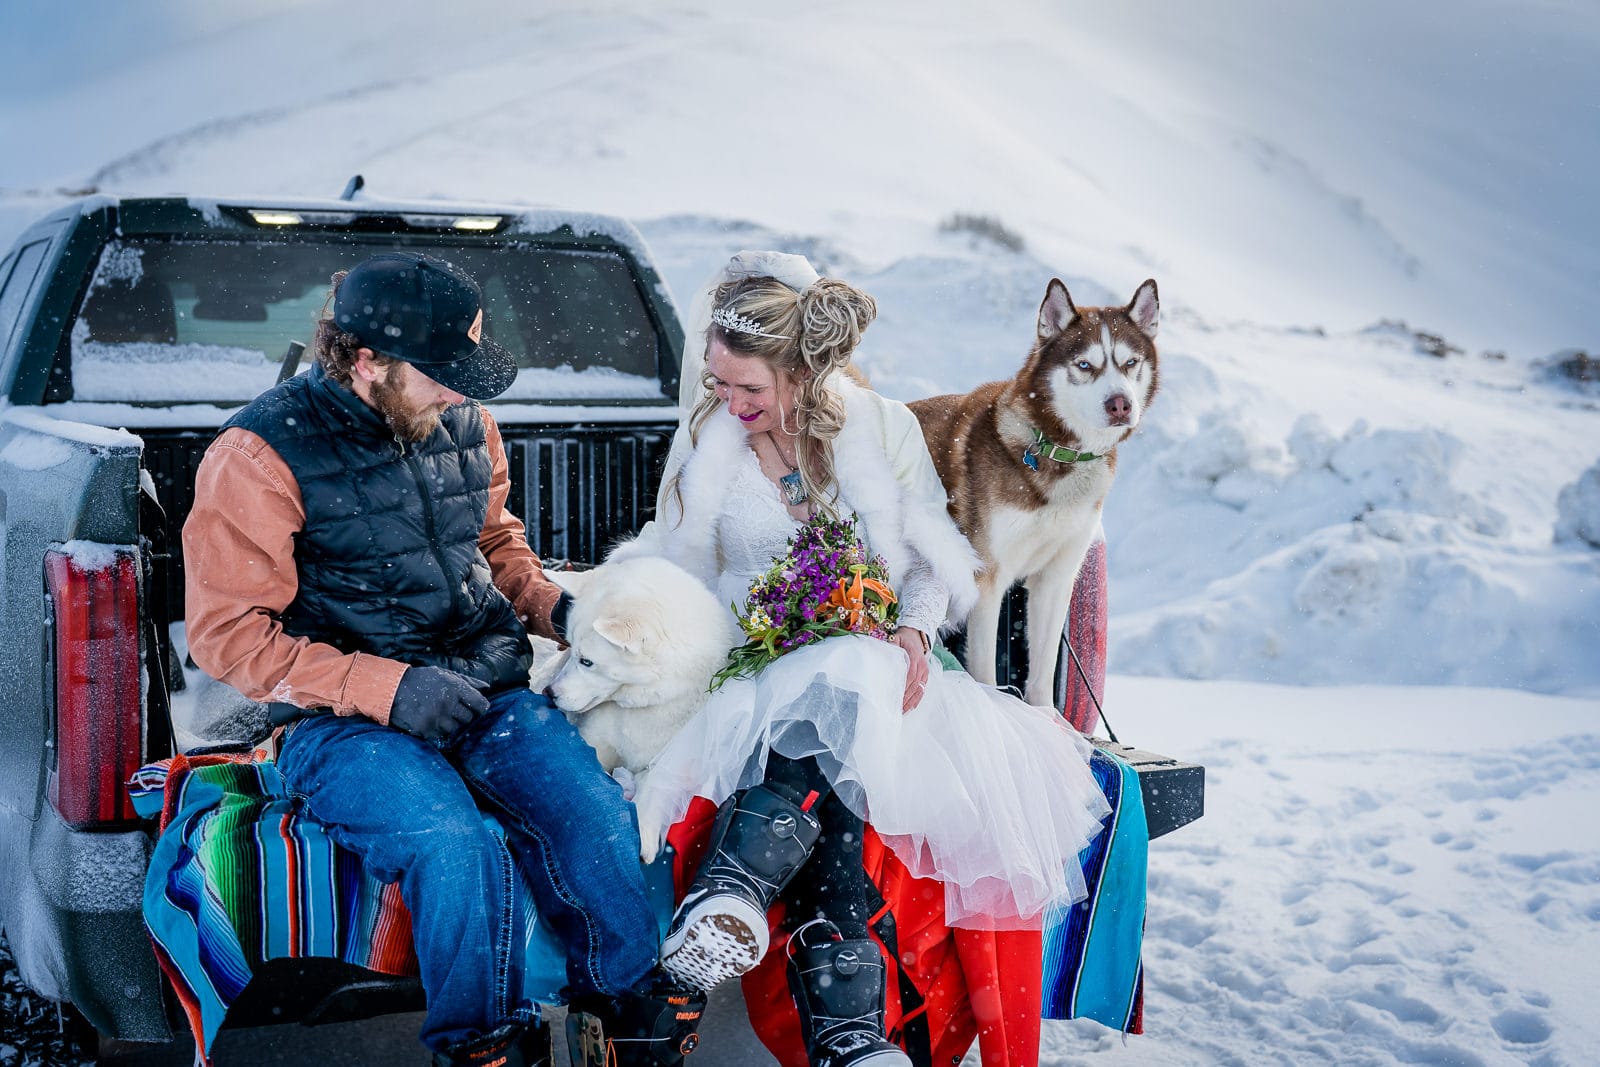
[{"xmin": 0, "ymin": 187, "xmax": 1202, "ymax": 1060}]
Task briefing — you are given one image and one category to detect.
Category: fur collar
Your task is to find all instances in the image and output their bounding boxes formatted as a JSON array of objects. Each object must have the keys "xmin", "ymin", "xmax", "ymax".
[{"xmin": 652, "ymin": 377, "xmax": 980, "ymax": 629}]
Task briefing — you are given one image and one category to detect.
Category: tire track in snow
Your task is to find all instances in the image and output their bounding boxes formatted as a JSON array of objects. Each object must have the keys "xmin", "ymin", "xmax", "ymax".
[
  {"xmin": 85, "ymin": 12, "xmax": 694, "ymax": 194},
  {"xmin": 348, "ymin": 13, "xmax": 690, "ymax": 172},
  {"xmin": 88, "ymin": 76, "xmax": 414, "ymax": 188}
]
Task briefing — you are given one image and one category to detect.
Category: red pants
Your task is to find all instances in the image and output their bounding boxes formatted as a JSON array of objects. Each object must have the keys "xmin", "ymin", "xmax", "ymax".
[{"xmin": 667, "ymin": 799, "xmax": 1043, "ymax": 1066}]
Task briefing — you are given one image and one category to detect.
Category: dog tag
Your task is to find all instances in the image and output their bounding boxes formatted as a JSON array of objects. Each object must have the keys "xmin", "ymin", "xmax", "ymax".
[{"xmin": 1022, "ymin": 448, "xmax": 1039, "ymax": 471}]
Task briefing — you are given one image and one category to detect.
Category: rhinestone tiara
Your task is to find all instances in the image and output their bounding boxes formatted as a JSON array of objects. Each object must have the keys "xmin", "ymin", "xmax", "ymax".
[{"xmin": 711, "ymin": 305, "xmax": 791, "ymax": 340}]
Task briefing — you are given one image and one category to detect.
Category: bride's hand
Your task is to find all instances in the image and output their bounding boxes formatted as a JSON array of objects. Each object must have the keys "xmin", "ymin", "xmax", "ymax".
[{"xmin": 893, "ymin": 627, "xmax": 930, "ymax": 712}]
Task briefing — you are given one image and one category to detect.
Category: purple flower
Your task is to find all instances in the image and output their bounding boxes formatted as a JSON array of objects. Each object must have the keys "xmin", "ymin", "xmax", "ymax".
[{"xmin": 714, "ymin": 515, "xmax": 901, "ymax": 689}]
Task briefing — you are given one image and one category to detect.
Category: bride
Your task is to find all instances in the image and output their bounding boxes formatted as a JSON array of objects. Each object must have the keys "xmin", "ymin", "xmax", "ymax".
[{"xmin": 618, "ymin": 251, "xmax": 1111, "ymax": 1067}]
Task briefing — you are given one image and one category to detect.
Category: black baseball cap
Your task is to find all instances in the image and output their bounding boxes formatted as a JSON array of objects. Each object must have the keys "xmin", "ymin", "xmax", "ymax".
[{"xmin": 332, "ymin": 253, "xmax": 517, "ymax": 400}]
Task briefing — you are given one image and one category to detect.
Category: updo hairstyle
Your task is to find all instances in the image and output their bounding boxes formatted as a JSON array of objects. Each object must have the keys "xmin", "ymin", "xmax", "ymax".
[{"xmin": 683, "ymin": 274, "xmax": 877, "ymax": 514}]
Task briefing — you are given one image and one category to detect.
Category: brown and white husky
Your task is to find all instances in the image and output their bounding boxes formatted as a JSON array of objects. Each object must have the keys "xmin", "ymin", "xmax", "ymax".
[{"xmin": 909, "ymin": 278, "xmax": 1159, "ymax": 707}]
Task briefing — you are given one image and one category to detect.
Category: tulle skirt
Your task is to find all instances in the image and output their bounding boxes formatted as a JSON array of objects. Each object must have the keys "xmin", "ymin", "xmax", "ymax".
[{"xmin": 633, "ymin": 634, "xmax": 1112, "ymax": 930}]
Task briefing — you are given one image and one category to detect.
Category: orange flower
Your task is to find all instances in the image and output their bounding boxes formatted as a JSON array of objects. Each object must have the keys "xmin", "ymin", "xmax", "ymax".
[{"xmin": 827, "ymin": 565, "xmax": 897, "ymax": 632}]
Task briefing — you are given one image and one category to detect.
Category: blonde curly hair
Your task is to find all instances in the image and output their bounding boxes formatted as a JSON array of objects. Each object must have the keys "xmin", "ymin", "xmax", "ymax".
[{"xmin": 672, "ymin": 274, "xmax": 876, "ymax": 519}]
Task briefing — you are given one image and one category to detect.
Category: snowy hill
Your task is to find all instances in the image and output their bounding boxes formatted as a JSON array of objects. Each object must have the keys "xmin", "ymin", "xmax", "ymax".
[
  {"xmin": 4, "ymin": 1, "xmax": 1596, "ymax": 353},
  {"xmin": 4, "ymin": 0, "xmax": 1595, "ymax": 695}
]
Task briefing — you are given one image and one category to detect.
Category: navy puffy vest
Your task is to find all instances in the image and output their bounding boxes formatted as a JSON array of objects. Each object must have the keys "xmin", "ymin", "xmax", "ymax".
[{"xmin": 225, "ymin": 363, "xmax": 533, "ymax": 706}]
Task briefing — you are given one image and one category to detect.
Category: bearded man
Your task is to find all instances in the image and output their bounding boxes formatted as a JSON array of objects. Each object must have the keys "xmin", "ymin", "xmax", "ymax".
[{"xmin": 183, "ymin": 253, "xmax": 699, "ymax": 1067}]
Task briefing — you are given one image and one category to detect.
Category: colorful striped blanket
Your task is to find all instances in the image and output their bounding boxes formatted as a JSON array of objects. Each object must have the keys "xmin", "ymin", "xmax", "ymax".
[
  {"xmin": 1042, "ymin": 745, "xmax": 1148, "ymax": 1032},
  {"xmin": 129, "ymin": 752, "xmax": 671, "ymax": 1063},
  {"xmin": 132, "ymin": 744, "xmax": 1144, "ymax": 1064}
]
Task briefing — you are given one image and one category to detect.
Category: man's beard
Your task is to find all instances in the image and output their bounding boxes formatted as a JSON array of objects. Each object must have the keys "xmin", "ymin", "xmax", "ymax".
[{"xmin": 370, "ymin": 373, "xmax": 448, "ymax": 443}]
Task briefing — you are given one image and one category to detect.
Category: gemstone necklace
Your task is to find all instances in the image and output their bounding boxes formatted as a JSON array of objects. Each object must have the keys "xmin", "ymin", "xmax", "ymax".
[{"xmin": 765, "ymin": 429, "xmax": 809, "ymax": 506}]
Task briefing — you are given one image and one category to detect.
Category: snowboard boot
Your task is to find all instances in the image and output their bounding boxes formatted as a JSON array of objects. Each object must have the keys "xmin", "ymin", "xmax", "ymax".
[
  {"xmin": 565, "ymin": 971, "xmax": 706, "ymax": 1066},
  {"xmin": 787, "ymin": 921, "xmax": 911, "ymax": 1067},
  {"xmin": 661, "ymin": 783, "xmax": 822, "ymax": 990},
  {"xmin": 432, "ymin": 1018, "xmax": 552, "ymax": 1067}
]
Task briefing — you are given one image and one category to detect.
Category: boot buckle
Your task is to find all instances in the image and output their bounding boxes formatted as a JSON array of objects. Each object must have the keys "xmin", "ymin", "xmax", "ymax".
[
  {"xmin": 832, "ymin": 948, "xmax": 861, "ymax": 976},
  {"xmin": 770, "ymin": 811, "xmax": 797, "ymax": 838}
]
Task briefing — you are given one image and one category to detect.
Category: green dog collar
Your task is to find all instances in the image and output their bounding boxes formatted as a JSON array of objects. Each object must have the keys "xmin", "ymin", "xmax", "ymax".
[{"xmin": 1023, "ymin": 427, "xmax": 1101, "ymax": 470}]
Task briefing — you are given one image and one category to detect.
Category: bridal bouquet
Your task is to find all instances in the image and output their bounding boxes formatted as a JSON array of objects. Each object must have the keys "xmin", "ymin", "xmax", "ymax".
[{"xmin": 712, "ymin": 516, "xmax": 899, "ymax": 688}]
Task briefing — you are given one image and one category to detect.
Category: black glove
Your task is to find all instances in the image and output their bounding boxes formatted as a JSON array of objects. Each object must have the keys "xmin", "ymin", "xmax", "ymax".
[
  {"xmin": 388, "ymin": 666, "xmax": 489, "ymax": 744},
  {"xmin": 549, "ymin": 590, "xmax": 575, "ymax": 642}
]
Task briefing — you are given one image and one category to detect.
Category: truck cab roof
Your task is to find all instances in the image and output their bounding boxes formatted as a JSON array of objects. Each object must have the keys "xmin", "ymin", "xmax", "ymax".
[
  {"xmin": 0, "ymin": 189, "xmax": 685, "ymax": 414},
  {"xmin": 27, "ymin": 190, "xmax": 660, "ymax": 249}
]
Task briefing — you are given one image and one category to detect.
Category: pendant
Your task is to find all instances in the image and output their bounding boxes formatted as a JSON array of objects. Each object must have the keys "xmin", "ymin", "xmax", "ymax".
[
  {"xmin": 780, "ymin": 470, "xmax": 809, "ymax": 506},
  {"xmin": 1022, "ymin": 447, "xmax": 1039, "ymax": 471}
]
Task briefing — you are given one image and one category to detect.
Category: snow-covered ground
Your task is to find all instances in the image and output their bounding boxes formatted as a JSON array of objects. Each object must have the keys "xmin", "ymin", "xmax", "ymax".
[
  {"xmin": 1042, "ymin": 677, "xmax": 1600, "ymax": 1067},
  {"xmin": 1, "ymin": 1, "xmax": 1597, "ymax": 1065}
]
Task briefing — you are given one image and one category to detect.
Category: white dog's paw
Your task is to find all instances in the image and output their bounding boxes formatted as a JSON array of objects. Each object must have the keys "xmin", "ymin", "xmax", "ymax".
[
  {"xmin": 639, "ymin": 834, "xmax": 662, "ymax": 866},
  {"xmin": 611, "ymin": 766, "xmax": 637, "ymax": 801},
  {"xmin": 634, "ymin": 776, "xmax": 670, "ymax": 864}
]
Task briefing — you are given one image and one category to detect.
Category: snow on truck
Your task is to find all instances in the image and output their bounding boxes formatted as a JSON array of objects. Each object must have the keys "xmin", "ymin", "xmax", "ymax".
[{"xmin": 0, "ymin": 188, "xmax": 1201, "ymax": 1060}]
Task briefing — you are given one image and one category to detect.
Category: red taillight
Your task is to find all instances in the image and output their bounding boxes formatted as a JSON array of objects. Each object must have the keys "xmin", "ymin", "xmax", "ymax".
[{"xmin": 45, "ymin": 545, "xmax": 143, "ymax": 829}]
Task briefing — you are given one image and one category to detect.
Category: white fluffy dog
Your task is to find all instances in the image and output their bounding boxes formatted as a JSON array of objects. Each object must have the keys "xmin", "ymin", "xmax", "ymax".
[{"xmin": 538, "ymin": 556, "xmax": 739, "ymax": 857}]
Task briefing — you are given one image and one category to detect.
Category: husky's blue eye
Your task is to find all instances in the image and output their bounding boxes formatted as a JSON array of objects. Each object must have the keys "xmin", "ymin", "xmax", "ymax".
[
  {"xmin": 1124, "ymin": 357, "xmax": 1139, "ymax": 369},
  {"xmin": 1075, "ymin": 360, "xmax": 1093, "ymax": 371}
]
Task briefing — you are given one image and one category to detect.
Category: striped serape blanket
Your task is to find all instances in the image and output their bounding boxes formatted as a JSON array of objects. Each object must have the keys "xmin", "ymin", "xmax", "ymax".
[
  {"xmin": 926, "ymin": 646, "xmax": 1148, "ymax": 1037},
  {"xmin": 1040, "ymin": 745, "xmax": 1148, "ymax": 1032},
  {"xmin": 131, "ymin": 744, "xmax": 1144, "ymax": 1063},
  {"xmin": 130, "ymin": 752, "xmax": 670, "ymax": 1063}
]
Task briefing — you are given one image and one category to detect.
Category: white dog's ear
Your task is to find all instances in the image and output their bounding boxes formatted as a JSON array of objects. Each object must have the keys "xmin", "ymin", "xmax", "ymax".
[
  {"xmin": 1126, "ymin": 279, "xmax": 1159, "ymax": 338},
  {"xmin": 1037, "ymin": 278, "xmax": 1078, "ymax": 339},
  {"xmin": 592, "ymin": 614, "xmax": 649, "ymax": 655}
]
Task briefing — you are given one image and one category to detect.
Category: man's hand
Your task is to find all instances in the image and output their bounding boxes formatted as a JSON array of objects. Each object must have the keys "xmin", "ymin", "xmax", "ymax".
[{"xmin": 389, "ymin": 666, "xmax": 489, "ymax": 744}]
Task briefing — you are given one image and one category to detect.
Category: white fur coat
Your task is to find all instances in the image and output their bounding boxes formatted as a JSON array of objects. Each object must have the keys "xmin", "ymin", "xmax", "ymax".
[{"xmin": 615, "ymin": 377, "xmax": 980, "ymax": 631}]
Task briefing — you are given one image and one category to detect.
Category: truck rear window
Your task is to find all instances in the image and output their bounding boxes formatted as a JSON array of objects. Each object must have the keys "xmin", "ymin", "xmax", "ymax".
[{"xmin": 61, "ymin": 238, "xmax": 668, "ymax": 405}]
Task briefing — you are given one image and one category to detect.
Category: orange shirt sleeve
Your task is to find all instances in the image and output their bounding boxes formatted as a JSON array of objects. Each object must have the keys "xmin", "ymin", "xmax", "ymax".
[
  {"xmin": 181, "ymin": 427, "xmax": 409, "ymax": 724},
  {"xmin": 478, "ymin": 409, "xmax": 567, "ymax": 640}
]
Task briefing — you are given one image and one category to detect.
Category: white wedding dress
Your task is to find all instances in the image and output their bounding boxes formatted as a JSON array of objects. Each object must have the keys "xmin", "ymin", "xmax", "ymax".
[{"xmin": 635, "ymin": 447, "xmax": 1113, "ymax": 930}]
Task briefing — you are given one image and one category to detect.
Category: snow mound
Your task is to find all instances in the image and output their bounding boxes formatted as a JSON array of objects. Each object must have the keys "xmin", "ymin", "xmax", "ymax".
[
  {"xmin": 1109, "ymin": 412, "xmax": 1600, "ymax": 692},
  {"xmin": 1555, "ymin": 457, "xmax": 1600, "ymax": 549},
  {"xmin": 1114, "ymin": 513, "xmax": 1600, "ymax": 691}
]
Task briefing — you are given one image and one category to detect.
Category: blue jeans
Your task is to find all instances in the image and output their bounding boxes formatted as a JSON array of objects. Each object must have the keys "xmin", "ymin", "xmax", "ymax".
[{"xmin": 277, "ymin": 689, "xmax": 658, "ymax": 1051}]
